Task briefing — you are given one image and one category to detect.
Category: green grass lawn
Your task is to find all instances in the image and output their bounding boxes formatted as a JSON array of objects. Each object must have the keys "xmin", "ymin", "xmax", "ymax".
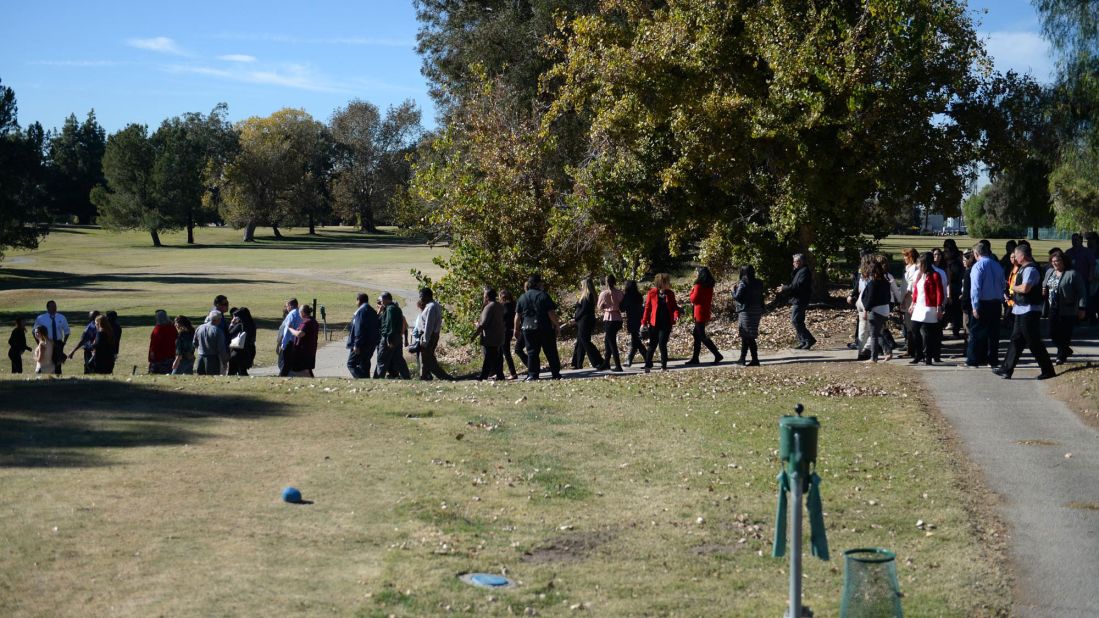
[
  {"xmin": 0, "ymin": 365, "xmax": 1009, "ymax": 616},
  {"xmin": 1, "ymin": 225, "xmax": 447, "ymax": 372}
]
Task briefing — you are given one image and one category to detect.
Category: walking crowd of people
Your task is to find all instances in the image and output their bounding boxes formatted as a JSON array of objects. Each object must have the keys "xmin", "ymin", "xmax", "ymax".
[{"xmin": 7, "ymin": 232, "xmax": 1098, "ymax": 381}]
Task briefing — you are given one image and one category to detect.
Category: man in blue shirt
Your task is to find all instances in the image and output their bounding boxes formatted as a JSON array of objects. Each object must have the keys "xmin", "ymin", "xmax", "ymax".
[
  {"xmin": 277, "ymin": 298, "xmax": 301, "ymax": 377},
  {"xmin": 966, "ymin": 241, "xmax": 1005, "ymax": 367},
  {"xmin": 994, "ymin": 244, "xmax": 1056, "ymax": 379}
]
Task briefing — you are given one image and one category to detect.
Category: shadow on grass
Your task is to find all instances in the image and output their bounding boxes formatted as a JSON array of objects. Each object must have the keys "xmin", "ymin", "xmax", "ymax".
[
  {"xmin": 177, "ymin": 229, "xmax": 427, "ymax": 251},
  {"xmin": 0, "ymin": 379, "xmax": 292, "ymax": 468},
  {"xmin": 0, "ymin": 269, "xmax": 281, "ymax": 292}
]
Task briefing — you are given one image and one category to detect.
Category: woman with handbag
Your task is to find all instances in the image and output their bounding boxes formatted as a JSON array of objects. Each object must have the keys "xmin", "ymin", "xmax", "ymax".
[
  {"xmin": 642, "ymin": 273, "xmax": 681, "ymax": 373},
  {"xmin": 227, "ymin": 307, "xmax": 257, "ymax": 376}
]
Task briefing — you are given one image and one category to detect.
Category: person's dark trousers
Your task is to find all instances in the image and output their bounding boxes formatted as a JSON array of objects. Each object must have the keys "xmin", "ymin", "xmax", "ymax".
[
  {"xmin": 868, "ymin": 313, "xmax": 891, "ymax": 361},
  {"xmin": 278, "ymin": 346, "xmax": 290, "ymax": 377},
  {"xmin": 374, "ymin": 339, "xmax": 408, "ymax": 379},
  {"xmin": 946, "ymin": 300, "xmax": 963, "ymax": 336},
  {"xmin": 513, "ymin": 331, "xmax": 529, "ymax": 369},
  {"xmin": 419, "ymin": 334, "xmax": 452, "ymax": 381},
  {"xmin": 738, "ymin": 333, "xmax": 759, "ymax": 364},
  {"xmin": 967, "ymin": 300, "xmax": 1001, "ymax": 366},
  {"xmin": 690, "ymin": 322, "xmax": 721, "ymax": 362},
  {"xmin": 571, "ymin": 319, "xmax": 603, "ymax": 369},
  {"xmin": 1049, "ymin": 315, "xmax": 1077, "ymax": 362},
  {"xmin": 347, "ymin": 347, "xmax": 372, "ymax": 378},
  {"xmin": 196, "ymin": 355, "xmax": 221, "ymax": 375},
  {"xmin": 83, "ymin": 349, "xmax": 94, "ymax": 374},
  {"xmin": 626, "ymin": 327, "xmax": 644, "ymax": 365},
  {"xmin": 523, "ymin": 328, "xmax": 561, "ymax": 379},
  {"xmin": 499, "ymin": 330, "xmax": 518, "ymax": 377},
  {"xmin": 601, "ymin": 320, "xmax": 622, "ymax": 369},
  {"xmin": 1089, "ymin": 290, "xmax": 1099, "ymax": 325},
  {"xmin": 965, "ymin": 312, "xmax": 981, "ymax": 365},
  {"xmin": 1001, "ymin": 311, "xmax": 1056, "ymax": 377},
  {"xmin": 919, "ymin": 322, "xmax": 939, "ymax": 364},
  {"xmin": 791, "ymin": 302, "xmax": 815, "ymax": 347},
  {"xmin": 479, "ymin": 345, "xmax": 503, "ymax": 380},
  {"xmin": 644, "ymin": 327, "xmax": 672, "ymax": 369},
  {"xmin": 8, "ymin": 349, "xmax": 22, "ymax": 373}
]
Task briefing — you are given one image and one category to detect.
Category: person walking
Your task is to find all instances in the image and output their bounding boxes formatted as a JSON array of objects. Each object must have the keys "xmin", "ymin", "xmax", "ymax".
[
  {"xmin": 570, "ymin": 277, "xmax": 604, "ymax": 370},
  {"xmin": 514, "ymin": 274, "xmax": 562, "ymax": 381},
  {"xmin": 1043, "ymin": 249, "xmax": 1087, "ymax": 365},
  {"xmin": 288, "ymin": 305, "xmax": 320, "ymax": 377},
  {"xmin": 499, "ymin": 288, "xmax": 520, "ymax": 379},
  {"xmin": 642, "ymin": 273, "xmax": 680, "ymax": 373},
  {"xmin": 967, "ymin": 242, "xmax": 1005, "ymax": 368},
  {"xmin": 194, "ymin": 310, "xmax": 229, "ymax": 376},
  {"xmin": 227, "ymin": 307, "xmax": 257, "ymax": 376},
  {"xmin": 171, "ymin": 315, "xmax": 196, "ymax": 375},
  {"xmin": 596, "ymin": 275, "xmax": 625, "ymax": 372},
  {"xmin": 347, "ymin": 293, "xmax": 380, "ymax": 379},
  {"xmin": 686, "ymin": 267, "xmax": 723, "ymax": 365},
  {"xmin": 89, "ymin": 315, "xmax": 116, "ymax": 374},
  {"xmin": 780, "ymin": 254, "xmax": 815, "ymax": 349},
  {"xmin": 852, "ymin": 253, "xmax": 874, "ymax": 360},
  {"xmin": 277, "ymin": 298, "xmax": 301, "ymax": 377},
  {"xmin": 375, "ymin": 292, "xmax": 411, "ymax": 379},
  {"xmin": 900, "ymin": 248, "xmax": 919, "ymax": 356},
  {"xmin": 413, "ymin": 288, "xmax": 453, "ymax": 381},
  {"xmin": 908, "ymin": 253, "xmax": 944, "ymax": 365},
  {"xmin": 620, "ymin": 280, "xmax": 645, "ymax": 367},
  {"xmin": 944, "ymin": 246, "xmax": 965, "ymax": 339},
  {"xmin": 34, "ymin": 300, "xmax": 69, "ymax": 375},
  {"xmin": 473, "ymin": 287, "xmax": 506, "ymax": 380},
  {"xmin": 995, "ymin": 244, "xmax": 1056, "ymax": 380},
  {"xmin": 8, "ymin": 318, "xmax": 32, "ymax": 374},
  {"xmin": 930, "ymin": 249, "xmax": 950, "ymax": 360},
  {"xmin": 33, "ymin": 326, "xmax": 55, "ymax": 375},
  {"xmin": 148, "ymin": 310, "xmax": 177, "ymax": 374},
  {"xmin": 1087, "ymin": 232, "xmax": 1099, "ymax": 324},
  {"xmin": 105, "ymin": 310, "xmax": 122, "ymax": 366},
  {"xmin": 733, "ymin": 264, "xmax": 764, "ymax": 366},
  {"xmin": 67, "ymin": 310, "xmax": 99, "ymax": 373},
  {"xmin": 860, "ymin": 260, "xmax": 894, "ymax": 362}
]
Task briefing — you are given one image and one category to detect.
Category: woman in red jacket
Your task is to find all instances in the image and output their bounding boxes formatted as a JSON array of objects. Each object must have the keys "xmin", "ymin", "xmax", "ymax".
[
  {"xmin": 148, "ymin": 309, "xmax": 177, "ymax": 374},
  {"xmin": 686, "ymin": 266, "xmax": 724, "ymax": 365},
  {"xmin": 907, "ymin": 252, "xmax": 945, "ymax": 366},
  {"xmin": 642, "ymin": 272, "xmax": 681, "ymax": 372}
]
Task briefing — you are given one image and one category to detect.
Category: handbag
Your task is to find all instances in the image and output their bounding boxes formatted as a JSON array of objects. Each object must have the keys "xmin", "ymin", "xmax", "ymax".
[{"xmin": 230, "ymin": 331, "xmax": 247, "ymax": 350}]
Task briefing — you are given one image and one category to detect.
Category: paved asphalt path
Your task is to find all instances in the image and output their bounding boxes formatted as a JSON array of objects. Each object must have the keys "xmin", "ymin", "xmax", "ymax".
[{"xmin": 255, "ymin": 323, "xmax": 1099, "ymax": 615}]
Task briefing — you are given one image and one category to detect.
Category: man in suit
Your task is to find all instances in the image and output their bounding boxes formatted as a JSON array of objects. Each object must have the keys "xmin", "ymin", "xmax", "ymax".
[{"xmin": 346, "ymin": 292, "xmax": 380, "ymax": 378}]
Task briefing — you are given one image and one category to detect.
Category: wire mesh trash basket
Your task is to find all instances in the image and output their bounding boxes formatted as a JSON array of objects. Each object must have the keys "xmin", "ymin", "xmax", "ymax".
[{"xmin": 840, "ymin": 548, "xmax": 903, "ymax": 617}]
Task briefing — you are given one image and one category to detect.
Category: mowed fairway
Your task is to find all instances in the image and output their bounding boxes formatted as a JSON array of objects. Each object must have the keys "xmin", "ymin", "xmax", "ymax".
[
  {"xmin": 0, "ymin": 226, "xmax": 445, "ymax": 372},
  {"xmin": 0, "ymin": 365, "xmax": 1009, "ymax": 616}
]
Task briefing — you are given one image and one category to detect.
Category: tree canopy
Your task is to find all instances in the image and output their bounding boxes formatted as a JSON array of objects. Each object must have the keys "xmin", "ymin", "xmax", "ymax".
[{"xmin": 0, "ymin": 79, "xmax": 50, "ymax": 261}]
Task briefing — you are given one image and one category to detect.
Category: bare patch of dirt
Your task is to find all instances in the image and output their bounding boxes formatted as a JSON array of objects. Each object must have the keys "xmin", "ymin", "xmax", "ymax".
[
  {"xmin": 1048, "ymin": 362, "xmax": 1099, "ymax": 431},
  {"xmin": 520, "ymin": 529, "xmax": 615, "ymax": 564}
]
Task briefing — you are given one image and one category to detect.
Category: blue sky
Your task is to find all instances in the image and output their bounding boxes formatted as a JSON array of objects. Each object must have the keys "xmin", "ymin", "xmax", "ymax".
[{"xmin": 0, "ymin": 0, "xmax": 1054, "ymax": 134}]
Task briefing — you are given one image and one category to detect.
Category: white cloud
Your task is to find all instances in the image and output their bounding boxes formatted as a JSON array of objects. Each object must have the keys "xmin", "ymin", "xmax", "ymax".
[
  {"xmin": 127, "ymin": 36, "xmax": 188, "ymax": 56},
  {"xmin": 983, "ymin": 30, "xmax": 1055, "ymax": 81},
  {"xmin": 164, "ymin": 63, "xmax": 347, "ymax": 93},
  {"xmin": 218, "ymin": 54, "xmax": 257, "ymax": 63}
]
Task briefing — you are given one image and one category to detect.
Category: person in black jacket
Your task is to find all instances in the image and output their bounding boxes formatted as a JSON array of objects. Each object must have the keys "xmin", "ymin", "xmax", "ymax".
[
  {"xmin": 569, "ymin": 277, "xmax": 604, "ymax": 369},
  {"xmin": 499, "ymin": 288, "xmax": 520, "ymax": 379},
  {"xmin": 780, "ymin": 253, "xmax": 816, "ymax": 350},
  {"xmin": 733, "ymin": 265, "xmax": 764, "ymax": 366},
  {"xmin": 8, "ymin": 317, "xmax": 32, "ymax": 374},
  {"xmin": 860, "ymin": 260, "xmax": 894, "ymax": 362},
  {"xmin": 227, "ymin": 307, "xmax": 258, "ymax": 376},
  {"xmin": 346, "ymin": 292, "xmax": 381, "ymax": 379},
  {"xmin": 620, "ymin": 280, "xmax": 645, "ymax": 367}
]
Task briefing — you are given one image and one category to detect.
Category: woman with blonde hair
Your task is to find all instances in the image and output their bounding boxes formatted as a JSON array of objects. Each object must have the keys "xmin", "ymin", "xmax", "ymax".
[
  {"xmin": 90, "ymin": 314, "xmax": 116, "ymax": 374},
  {"xmin": 641, "ymin": 273, "xmax": 681, "ymax": 372},
  {"xmin": 570, "ymin": 276, "xmax": 604, "ymax": 369}
]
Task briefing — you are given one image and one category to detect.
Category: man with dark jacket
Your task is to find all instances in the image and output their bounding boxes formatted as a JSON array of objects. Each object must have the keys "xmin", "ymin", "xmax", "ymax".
[
  {"xmin": 347, "ymin": 292, "xmax": 380, "ymax": 378},
  {"xmin": 781, "ymin": 253, "xmax": 816, "ymax": 350},
  {"xmin": 514, "ymin": 274, "xmax": 562, "ymax": 381},
  {"xmin": 374, "ymin": 292, "xmax": 411, "ymax": 379}
]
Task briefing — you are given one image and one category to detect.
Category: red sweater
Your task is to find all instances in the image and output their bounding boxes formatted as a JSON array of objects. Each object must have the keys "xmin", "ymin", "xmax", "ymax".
[
  {"xmin": 911, "ymin": 271, "xmax": 944, "ymax": 308},
  {"xmin": 149, "ymin": 324, "xmax": 177, "ymax": 362},
  {"xmin": 689, "ymin": 284, "xmax": 713, "ymax": 323},
  {"xmin": 641, "ymin": 288, "xmax": 681, "ymax": 327}
]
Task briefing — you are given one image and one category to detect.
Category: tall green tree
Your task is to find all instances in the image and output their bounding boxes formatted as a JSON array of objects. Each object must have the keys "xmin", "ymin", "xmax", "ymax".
[
  {"xmin": 152, "ymin": 104, "xmax": 236, "ymax": 244},
  {"xmin": 47, "ymin": 110, "xmax": 105, "ymax": 223},
  {"xmin": 546, "ymin": 0, "xmax": 988, "ymax": 284},
  {"xmin": 0, "ymin": 79, "xmax": 50, "ymax": 261},
  {"xmin": 329, "ymin": 99, "xmax": 422, "ymax": 232},
  {"xmin": 214, "ymin": 108, "xmax": 330, "ymax": 241},
  {"xmin": 91, "ymin": 123, "xmax": 172, "ymax": 246}
]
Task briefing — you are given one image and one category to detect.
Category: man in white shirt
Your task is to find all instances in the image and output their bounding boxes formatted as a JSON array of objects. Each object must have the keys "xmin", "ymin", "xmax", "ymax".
[
  {"xmin": 34, "ymin": 300, "xmax": 70, "ymax": 375},
  {"xmin": 414, "ymin": 288, "xmax": 452, "ymax": 381}
]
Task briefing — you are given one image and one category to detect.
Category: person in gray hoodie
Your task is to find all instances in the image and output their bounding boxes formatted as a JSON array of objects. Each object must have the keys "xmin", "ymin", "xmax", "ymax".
[{"xmin": 193, "ymin": 310, "xmax": 228, "ymax": 375}]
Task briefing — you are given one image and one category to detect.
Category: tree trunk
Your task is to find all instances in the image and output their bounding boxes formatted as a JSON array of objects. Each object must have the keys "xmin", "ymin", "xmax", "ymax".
[
  {"xmin": 308, "ymin": 213, "xmax": 316, "ymax": 235},
  {"xmin": 272, "ymin": 225, "xmax": 283, "ymax": 239},
  {"xmin": 187, "ymin": 213, "xmax": 195, "ymax": 245},
  {"xmin": 1031, "ymin": 225, "xmax": 1039, "ymax": 241},
  {"xmin": 150, "ymin": 229, "xmax": 162, "ymax": 247},
  {"xmin": 243, "ymin": 222, "xmax": 257, "ymax": 242},
  {"xmin": 360, "ymin": 202, "xmax": 378, "ymax": 233}
]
